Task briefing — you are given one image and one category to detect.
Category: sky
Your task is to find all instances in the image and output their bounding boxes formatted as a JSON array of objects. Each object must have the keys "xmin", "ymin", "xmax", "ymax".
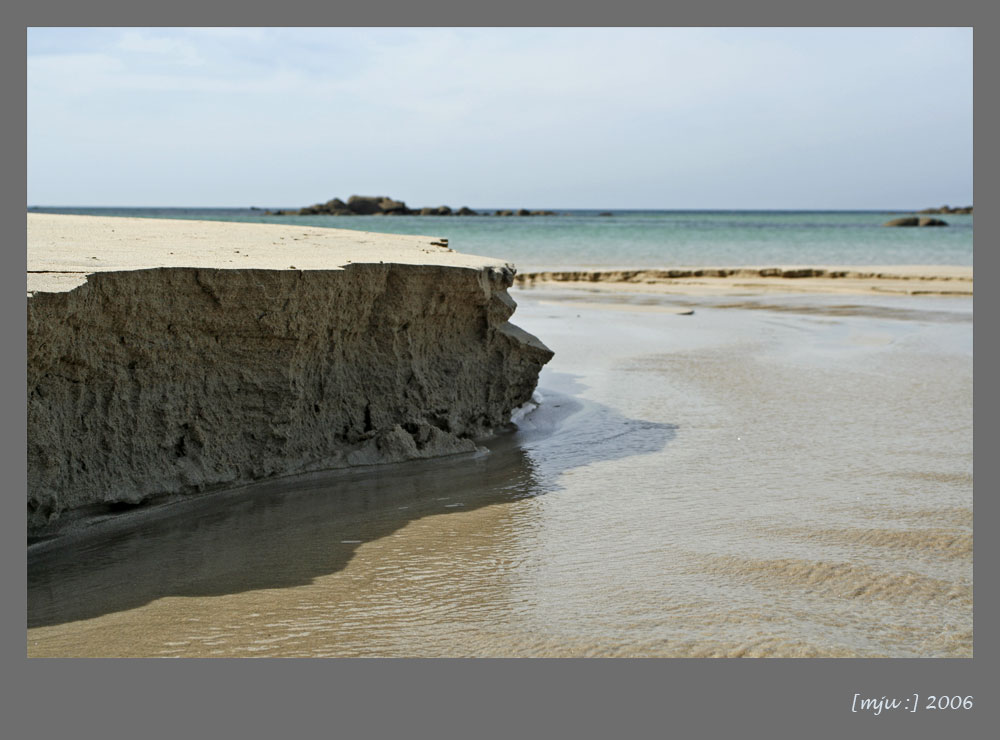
[{"xmin": 26, "ymin": 27, "xmax": 973, "ymax": 209}]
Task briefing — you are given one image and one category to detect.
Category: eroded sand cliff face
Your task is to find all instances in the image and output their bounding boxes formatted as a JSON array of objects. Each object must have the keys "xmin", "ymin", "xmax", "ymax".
[{"xmin": 27, "ymin": 216, "xmax": 552, "ymax": 533}]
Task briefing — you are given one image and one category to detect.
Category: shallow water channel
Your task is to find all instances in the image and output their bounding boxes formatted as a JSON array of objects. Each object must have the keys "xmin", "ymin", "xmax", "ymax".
[{"xmin": 28, "ymin": 289, "xmax": 973, "ymax": 657}]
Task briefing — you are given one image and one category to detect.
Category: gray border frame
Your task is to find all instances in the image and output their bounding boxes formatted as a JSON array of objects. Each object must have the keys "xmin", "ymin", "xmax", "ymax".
[{"xmin": 10, "ymin": 5, "xmax": 990, "ymax": 737}]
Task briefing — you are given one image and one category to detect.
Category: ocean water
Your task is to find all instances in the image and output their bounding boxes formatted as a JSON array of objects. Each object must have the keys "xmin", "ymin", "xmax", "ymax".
[
  {"xmin": 27, "ymin": 207, "xmax": 973, "ymax": 271},
  {"xmin": 27, "ymin": 290, "xmax": 972, "ymax": 658}
]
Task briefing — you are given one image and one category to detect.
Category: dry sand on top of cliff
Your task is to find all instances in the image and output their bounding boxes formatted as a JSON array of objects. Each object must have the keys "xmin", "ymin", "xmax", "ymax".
[
  {"xmin": 515, "ymin": 265, "xmax": 973, "ymax": 297},
  {"xmin": 28, "ymin": 212, "xmax": 557, "ymax": 535},
  {"xmin": 27, "ymin": 213, "xmax": 508, "ymax": 295}
]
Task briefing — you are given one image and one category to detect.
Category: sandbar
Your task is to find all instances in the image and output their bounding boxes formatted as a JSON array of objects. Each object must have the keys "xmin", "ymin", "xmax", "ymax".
[{"xmin": 515, "ymin": 266, "xmax": 972, "ymax": 296}]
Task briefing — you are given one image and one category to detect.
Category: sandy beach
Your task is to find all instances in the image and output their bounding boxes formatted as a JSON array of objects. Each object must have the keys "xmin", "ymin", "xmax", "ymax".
[
  {"xmin": 23, "ymin": 27, "xmax": 982, "ymax": 739},
  {"xmin": 27, "ymin": 216, "xmax": 973, "ymax": 657},
  {"xmin": 27, "ymin": 212, "xmax": 503, "ymax": 294},
  {"xmin": 28, "ymin": 287, "xmax": 972, "ymax": 657}
]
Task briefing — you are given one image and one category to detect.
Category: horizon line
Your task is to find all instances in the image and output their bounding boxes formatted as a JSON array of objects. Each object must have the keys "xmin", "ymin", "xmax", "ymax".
[{"xmin": 26, "ymin": 204, "xmax": 974, "ymax": 212}]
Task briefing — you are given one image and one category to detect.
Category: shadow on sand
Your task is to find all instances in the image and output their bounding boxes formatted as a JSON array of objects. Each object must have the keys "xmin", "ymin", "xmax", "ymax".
[{"xmin": 28, "ymin": 373, "xmax": 676, "ymax": 628}]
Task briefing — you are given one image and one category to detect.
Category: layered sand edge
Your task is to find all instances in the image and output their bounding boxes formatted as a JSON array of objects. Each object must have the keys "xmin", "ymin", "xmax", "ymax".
[
  {"xmin": 515, "ymin": 266, "xmax": 973, "ymax": 296},
  {"xmin": 27, "ymin": 213, "xmax": 553, "ymax": 534}
]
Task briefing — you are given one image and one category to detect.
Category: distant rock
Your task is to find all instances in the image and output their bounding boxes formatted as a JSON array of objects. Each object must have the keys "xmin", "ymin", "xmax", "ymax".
[
  {"xmin": 917, "ymin": 205, "xmax": 972, "ymax": 215},
  {"xmin": 883, "ymin": 216, "xmax": 948, "ymax": 227},
  {"xmin": 598, "ymin": 212, "xmax": 613, "ymax": 217},
  {"xmin": 417, "ymin": 205, "xmax": 458, "ymax": 216},
  {"xmin": 492, "ymin": 208, "xmax": 554, "ymax": 216},
  {"xmin": 348, "ymin": 196, "xmax": 400, "ymax": 215},
  {"xmin": 267, "ymin": 196, "xmax": 553, "ymax": 217}
]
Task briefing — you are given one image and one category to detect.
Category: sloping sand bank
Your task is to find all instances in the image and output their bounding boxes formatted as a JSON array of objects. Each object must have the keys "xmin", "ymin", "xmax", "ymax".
[
  {"xmin": 27, "ymin": 214, "xmax": 553, "ymax": 534},
  {"xmin": 515, "ymin": 266, "xmax": 972, "ymax": 296}
]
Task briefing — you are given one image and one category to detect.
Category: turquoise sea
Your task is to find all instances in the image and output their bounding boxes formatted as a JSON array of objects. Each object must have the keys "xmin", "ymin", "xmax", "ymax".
[{"xmin": 28, "ymin": 207, "xmax": 973, "ymax": 271}]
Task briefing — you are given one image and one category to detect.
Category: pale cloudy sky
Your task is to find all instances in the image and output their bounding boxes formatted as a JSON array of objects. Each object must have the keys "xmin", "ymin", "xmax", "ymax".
[{"xmin": 26, "ymin": 27, "xmax": 973, "ymax": 209}]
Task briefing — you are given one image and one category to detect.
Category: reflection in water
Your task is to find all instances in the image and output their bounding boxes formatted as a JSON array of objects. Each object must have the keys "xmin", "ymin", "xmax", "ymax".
[{"xmin": 28, "ymin": 388, "xmax": 676, "ymax": 630}]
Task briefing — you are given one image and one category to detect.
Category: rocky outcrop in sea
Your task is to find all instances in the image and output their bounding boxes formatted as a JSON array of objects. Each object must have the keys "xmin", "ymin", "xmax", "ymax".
[
  {"xmin": 268, "ymin": 195, "xmax": 557, "ymax": 217},
  {"xmin": 917, "ymin": 205, "xmax": 972, "ymax": 215},
  {"xmin": 883, "ymin": 216, "xmax": 949, "ymax": 227}
]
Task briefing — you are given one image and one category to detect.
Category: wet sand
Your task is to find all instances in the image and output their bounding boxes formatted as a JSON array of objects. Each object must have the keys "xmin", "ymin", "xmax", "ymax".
[
  {"xmin": 27, "ymin": 286, "xmax": 972, "ymax": 657},
  {"xmin": 516, "ymin": 265, "xmax": 973, "ymax": 296}
]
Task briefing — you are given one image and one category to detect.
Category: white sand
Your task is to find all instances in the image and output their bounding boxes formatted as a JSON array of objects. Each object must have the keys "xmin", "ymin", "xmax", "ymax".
[{"xmin": 27, "ymin": 213, "xmax": 507, "ymax": 295}]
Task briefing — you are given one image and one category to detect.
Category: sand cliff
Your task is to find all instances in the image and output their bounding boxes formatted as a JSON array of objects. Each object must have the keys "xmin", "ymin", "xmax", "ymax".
[{"xmin": 27, "ymin": 215, "xmax": 553, "ymax": 533}]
